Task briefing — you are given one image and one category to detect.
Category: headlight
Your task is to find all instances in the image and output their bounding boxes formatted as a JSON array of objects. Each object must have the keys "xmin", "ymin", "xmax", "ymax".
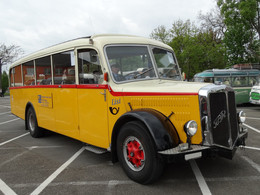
[
  {"xmin": 238, "ymin": 111, "xmax": 246, "ymax": 123},
  {"xmin": 184, "ymin": 120, "xmax": 198, "ymax": 137}
]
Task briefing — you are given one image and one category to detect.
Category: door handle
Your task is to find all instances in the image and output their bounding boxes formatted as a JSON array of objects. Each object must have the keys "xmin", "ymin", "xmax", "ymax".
[{"xmin": 100, "ymin": 89, "xmax": 106, "ymax": 102}]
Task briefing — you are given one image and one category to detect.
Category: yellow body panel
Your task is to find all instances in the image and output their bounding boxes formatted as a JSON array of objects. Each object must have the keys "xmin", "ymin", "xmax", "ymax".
[
  {"xmin": 78, "ymin": 88, "xmax": 109, "ymax": 148},
  {"xmin": 10, "ymin": 86, "xmax": 203, "ymax": 149}
]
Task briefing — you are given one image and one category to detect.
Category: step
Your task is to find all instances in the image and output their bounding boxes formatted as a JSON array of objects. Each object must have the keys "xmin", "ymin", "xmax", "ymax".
[{"xmin": 85, "ymin": 144, "xmax": 107, "ymax": 154}]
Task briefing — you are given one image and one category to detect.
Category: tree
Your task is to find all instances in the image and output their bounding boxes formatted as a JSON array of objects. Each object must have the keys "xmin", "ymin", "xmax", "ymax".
[
  {"xmin": 150, "ymin": 25, "xmax": 171, "ymax": 44},
  {"xmin": 198, "ymin": 6, "xmax": 226, "ymax": 43},
  {"xmin": 0, "ymin": 44, "xmax": 23, "ymax": 96},
  {"xmin": 150, "ymin": 20, "xmax": 226, "ymax": 79},
  {"xmin": 1, "ymin": 71, "xmax": 9, "ymax": 95},
  {"xmin": 217, "ymin": 0, "xmax": 260, "ymax": 65}
]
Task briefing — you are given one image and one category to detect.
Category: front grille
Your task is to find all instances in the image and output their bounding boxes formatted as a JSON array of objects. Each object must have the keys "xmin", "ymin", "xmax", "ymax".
[
  {"xmin": 251, "ymin": 92, "xmax": 260, "ymax": 100},
  {"xmin": 208, "ymin": 91, "xmax": 238, "ymax": 148}
]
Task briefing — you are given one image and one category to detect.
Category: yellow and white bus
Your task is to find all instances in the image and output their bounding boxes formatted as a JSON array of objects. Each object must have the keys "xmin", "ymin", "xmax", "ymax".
[{"xmin": 9, "ymin": 34, "xmax": 248, "ymax": 184}]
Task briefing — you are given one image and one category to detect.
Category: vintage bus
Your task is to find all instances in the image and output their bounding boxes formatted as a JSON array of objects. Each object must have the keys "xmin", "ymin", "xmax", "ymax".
[
  {"xmin": 193, "ymin": 69, "xmax": 260, "ymax": 104},
  {"xmin": 9, "ymin": 34, "xmax": 248, "ymax": 184}
]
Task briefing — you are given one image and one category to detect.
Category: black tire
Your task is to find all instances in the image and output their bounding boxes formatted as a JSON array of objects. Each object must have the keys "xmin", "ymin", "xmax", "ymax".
[
  {"xmin": 117, "ymin": 121, "xmax": 164, "ymax": 184},
  {"xmin": 26, "ymin": 107, "xmax": 43, "ymax": 138}
]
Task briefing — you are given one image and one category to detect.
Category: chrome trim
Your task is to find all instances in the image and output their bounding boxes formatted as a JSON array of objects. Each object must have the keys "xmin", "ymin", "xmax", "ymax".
[{"xmin": 198, "ymin": 84, "xmax": 239, "ymax": 149}]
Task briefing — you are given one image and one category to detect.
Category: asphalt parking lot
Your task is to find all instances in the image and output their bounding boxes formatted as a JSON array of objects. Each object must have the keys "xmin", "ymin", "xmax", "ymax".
[{"xmin": 0, "ymin": 96, "xmax": 259, "ymax": 195}]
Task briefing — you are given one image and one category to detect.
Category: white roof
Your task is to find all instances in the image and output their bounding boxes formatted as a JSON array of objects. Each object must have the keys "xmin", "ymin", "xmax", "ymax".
[{"xmin": 10, "ymin": 34, "xmax": 172, "ymax": 69}]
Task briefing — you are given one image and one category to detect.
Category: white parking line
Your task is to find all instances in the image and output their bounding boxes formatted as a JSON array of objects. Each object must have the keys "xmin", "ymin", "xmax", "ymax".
[
  {"xmin": 0, "ymin": 133, "xmax": 29, "ymax": 146},
  {"xmin": 242, "ymin": 146, "xmax": 260, "ymax": 151},
  {"xmin": 0, "ymin": 118, "xmax": 20, "ymax": 126},
  {"xmin": 241, "ymin": 156, "xmax": 260, "ymax": 173},
  {"xmin": 0, "ymin": 111, "xmax": 11, "ymax": 115},
  {"xmin": 246, "ymin": 117, "xmax": 260, "ymax": 120},
  {"xmin": 0, "ymin": 105, "xmax": 11, "ymax": 108},
  {"xmin": 0, "ymin": 178, "xmax": 17, "ymax": 195},
  {"xmin": 30, "ymin": 147, "xmax": 85, "ymax": 195},
  {"xmin": 189, "ymin": 160, "xmax": 212, "ymax": 195},
  {"xmin": 244, "ymin": 123, "xmax": 260, "ymax": 134}
]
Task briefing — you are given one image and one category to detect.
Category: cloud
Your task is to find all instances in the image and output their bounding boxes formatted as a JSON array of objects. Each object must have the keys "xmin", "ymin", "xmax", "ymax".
[{"xmin": 0, "ymin": 0, "xmax": 216, "ymax": 55}]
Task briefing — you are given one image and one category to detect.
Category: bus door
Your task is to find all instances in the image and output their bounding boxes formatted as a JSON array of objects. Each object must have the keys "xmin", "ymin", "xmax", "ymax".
[
  {"xmin": 52, "ymin": 51, "xmax": 79, "ymax": 139},
  {"xmin": 77, "ymin": 49, "xmax": 109, "ymax": 148}
]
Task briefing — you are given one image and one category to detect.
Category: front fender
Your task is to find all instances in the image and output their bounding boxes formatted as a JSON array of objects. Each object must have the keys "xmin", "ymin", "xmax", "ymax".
[{"xmin": 111, "ymin": 109, "xmax": 180, "ymax": 162}]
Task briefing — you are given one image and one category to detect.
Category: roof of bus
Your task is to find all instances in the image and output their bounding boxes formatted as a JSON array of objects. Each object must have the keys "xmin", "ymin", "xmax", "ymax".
[
  {"xmin": 10, "ymin": 34, "xmax": 172, "ymax": 69},
  {"xmin": 194, "ymin": 68, "xmax": 260, "ymax": 77}
]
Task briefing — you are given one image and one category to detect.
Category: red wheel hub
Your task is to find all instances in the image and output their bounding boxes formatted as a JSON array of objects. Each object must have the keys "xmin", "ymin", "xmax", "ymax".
[{"xmin": 127, "ymin": 140, "xmax": 144, "ymax": 167}]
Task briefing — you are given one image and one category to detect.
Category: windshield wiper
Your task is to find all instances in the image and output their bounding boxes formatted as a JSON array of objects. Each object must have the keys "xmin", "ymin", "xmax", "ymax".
[{"xmin": 134, "ymin": 67, "xmax": 153, "ymax": 79}]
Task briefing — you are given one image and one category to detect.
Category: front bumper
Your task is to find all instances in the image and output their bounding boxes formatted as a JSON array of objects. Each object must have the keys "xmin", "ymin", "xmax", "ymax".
[{"xmin": 158, "ymin": 130, "xmax": 248, "ymax": 163}]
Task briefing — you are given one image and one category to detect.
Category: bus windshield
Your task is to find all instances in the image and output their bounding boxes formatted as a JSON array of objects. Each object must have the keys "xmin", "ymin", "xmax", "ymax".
[{"xmin": 105, "ymin": 45, "xmax": 181, "ymax": 82}]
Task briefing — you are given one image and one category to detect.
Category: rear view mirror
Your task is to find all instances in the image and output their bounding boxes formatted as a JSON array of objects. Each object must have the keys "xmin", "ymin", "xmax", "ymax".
[{"xmin": 90, "ymin": 50, "xmax": 98, "ymax": 62}]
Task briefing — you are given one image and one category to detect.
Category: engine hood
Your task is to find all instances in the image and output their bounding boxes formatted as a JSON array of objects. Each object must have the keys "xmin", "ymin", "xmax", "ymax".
[{"xmin": 109, "ymin": 80, "xmax": 210, "ymax": 94}]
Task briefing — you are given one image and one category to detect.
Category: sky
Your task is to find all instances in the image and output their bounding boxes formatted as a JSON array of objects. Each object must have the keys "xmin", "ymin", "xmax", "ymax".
[{"xmin": 0, "ymin": 0, "xmax": 216, "ymax": 71}]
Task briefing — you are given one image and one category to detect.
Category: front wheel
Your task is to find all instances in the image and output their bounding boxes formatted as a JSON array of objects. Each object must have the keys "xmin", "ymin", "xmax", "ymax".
[
  {"xmin": 117, "ymin": 121, "xmax": 164, "ymax": 184},
  {"xmin": 26, "ymin": 107, "xmax": 43, "ymax": 138}
]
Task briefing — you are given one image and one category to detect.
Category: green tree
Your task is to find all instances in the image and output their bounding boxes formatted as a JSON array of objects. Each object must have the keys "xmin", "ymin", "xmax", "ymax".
[
  {"xmin": 217, "ymin": 0, "xmax": 260, "ymax": 64},
  {"xmin": 1, "ymin": 71, "xmax": 8, "ymax": 95},
  {"xmin": 164, "ymin": 20, "xmax": 226, "ymax": 79}
]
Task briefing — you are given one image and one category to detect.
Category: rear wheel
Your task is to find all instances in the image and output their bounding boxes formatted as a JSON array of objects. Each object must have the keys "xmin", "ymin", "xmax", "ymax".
[
  {"xmin": 117, "ymin": 121, "xmax": 164, "ymax": 184},
  {"xmin": 27, "ymin": 107, "xmax": 43, "ymax": 138}
]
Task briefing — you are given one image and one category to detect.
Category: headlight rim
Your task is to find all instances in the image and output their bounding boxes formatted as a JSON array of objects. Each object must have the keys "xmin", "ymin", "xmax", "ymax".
[
  {"xmin": 184, "ymin": 120, "xmax": 198, "ymax": 137},
  {"xmin": 238, "ymin": 111, "xmax": 246, "ymax": 124}
]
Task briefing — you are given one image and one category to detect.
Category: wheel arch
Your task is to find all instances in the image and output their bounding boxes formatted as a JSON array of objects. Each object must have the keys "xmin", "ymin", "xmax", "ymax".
[{"xmin": 111, "ymin": 109, "xmax": 180, "ymax": 163}]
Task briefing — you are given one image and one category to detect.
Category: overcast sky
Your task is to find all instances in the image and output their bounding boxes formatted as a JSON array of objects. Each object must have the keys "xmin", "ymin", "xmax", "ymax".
[{"xmin": 0, "ymin": 0, "xmax": 216, "ymax": 70}]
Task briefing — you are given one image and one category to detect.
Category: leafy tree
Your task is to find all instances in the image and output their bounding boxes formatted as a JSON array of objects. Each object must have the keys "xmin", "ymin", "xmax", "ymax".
[
  {"xmin": 151, "ymin": 20, "xmax": 227, "ymax": 79},
  {"xmin": 217, "ymin": 0, "xmax": 260, "ymax": 64},
  {"xmin": 150, "ymin": 25, "xmax": 171, "ymax": 44},
  {"xmin": 0, "ymin": 44, "xmax": 23, "ymax": 96}
]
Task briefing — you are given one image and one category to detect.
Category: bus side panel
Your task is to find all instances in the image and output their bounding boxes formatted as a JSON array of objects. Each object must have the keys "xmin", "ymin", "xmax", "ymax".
[
  {"xmin": 10, "ymin": 89, "xmax": 25, "ymax": 119},
  {"xmin": 78, "ymin": 88, "xmax": 109, "ymax": 149},
  {"xmin": 234, "ymin": 87, "xmax": 251, "ymax": 104},
  {"xmin": 34, "ymin": 88, "xmax": 55, "ymax": 130},
  {"xmin": 52, "ymin": 87, "xmax": 79, "ymax": 139}
]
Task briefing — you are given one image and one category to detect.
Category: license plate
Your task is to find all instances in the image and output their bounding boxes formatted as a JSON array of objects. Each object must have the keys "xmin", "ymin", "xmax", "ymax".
[{"xmin": 185, "ymin": 152, "xmax": 202, "ymax": 160}]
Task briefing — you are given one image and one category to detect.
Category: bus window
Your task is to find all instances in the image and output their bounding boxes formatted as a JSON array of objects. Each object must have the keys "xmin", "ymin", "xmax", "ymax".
[
  {"xmin": 35, "ymin": 56, "xmax": 52, "ymax": 85},
  {"xmin": 232, "ymin": 76, "xmax": 248, "ymax": 87},
  {"xmin": 78, "ymin": 49, "xmax": 102, "ymax": 84},
  {"xmin": 203, "ymin": 77, "xmax": 213, "ymax": 83},
  {"xmin": 14, "ymin": 65, "xmax": 22, "ymax": 86},
  {"xmin": 249, "ymin": 76, "xmax": 258, "ymax": 86},
  {"xmin": 10, "ymin": 68, "xmax": 14, "ymax": 87},
  {"xmin": 23, "ymin": 61, "xmax": 35, "ymax": 86},
  {"xmin": 53, "ymin": 51, "xmax": 75, "ymax": 85},
  {"xmin": 214, "ymin": 77, "xmax": 230, "ymax": 85}
]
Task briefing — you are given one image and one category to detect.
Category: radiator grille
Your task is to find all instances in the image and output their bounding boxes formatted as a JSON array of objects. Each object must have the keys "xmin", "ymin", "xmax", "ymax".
[
  {"xmin": 209, "ymin": 91, "xmax": 238, "ymax": 148},
  {"xmin": 209, "ymin": 92, "xmax": 229, "ymax": 147}
]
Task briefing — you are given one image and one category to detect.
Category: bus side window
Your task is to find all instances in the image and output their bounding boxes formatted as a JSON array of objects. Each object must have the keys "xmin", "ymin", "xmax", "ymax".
[
  {"xmin": 249, "ymin": 77, "xmax": 257, "ymax": 86},
  {"xmin": 53, "ymin": 51, "xmax": 75, "ymax": 85},
  {"xmin": 13, "ymin": 65, "xmax": 22, "ymax": 86},
  {"xmin": 35, "ymin": 56, "xmax": 52, "ymax": 85},
  {"xmin": 78, "ymin": 49, "xmax": 103, "ymax": 84},
  {"xmin": 10, "ymin": 68, "xmax": 14, "ymax": 87},
  {"xmin": 23, "ymin": 61, "xmax": 35, "ymax": 86}
]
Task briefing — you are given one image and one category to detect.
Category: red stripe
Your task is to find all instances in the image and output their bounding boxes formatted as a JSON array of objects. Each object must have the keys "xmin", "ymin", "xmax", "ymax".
[
  {"xmin": 77, "ymin": 84, "xmax": 108, "ymax": 89},
  {"xmin": 9, "ymin": 84, "xmax": 108, "ymax": 90},
  {"xmin": 9, "ymin": 85, "xmax": 198, "ymax": 96}
]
